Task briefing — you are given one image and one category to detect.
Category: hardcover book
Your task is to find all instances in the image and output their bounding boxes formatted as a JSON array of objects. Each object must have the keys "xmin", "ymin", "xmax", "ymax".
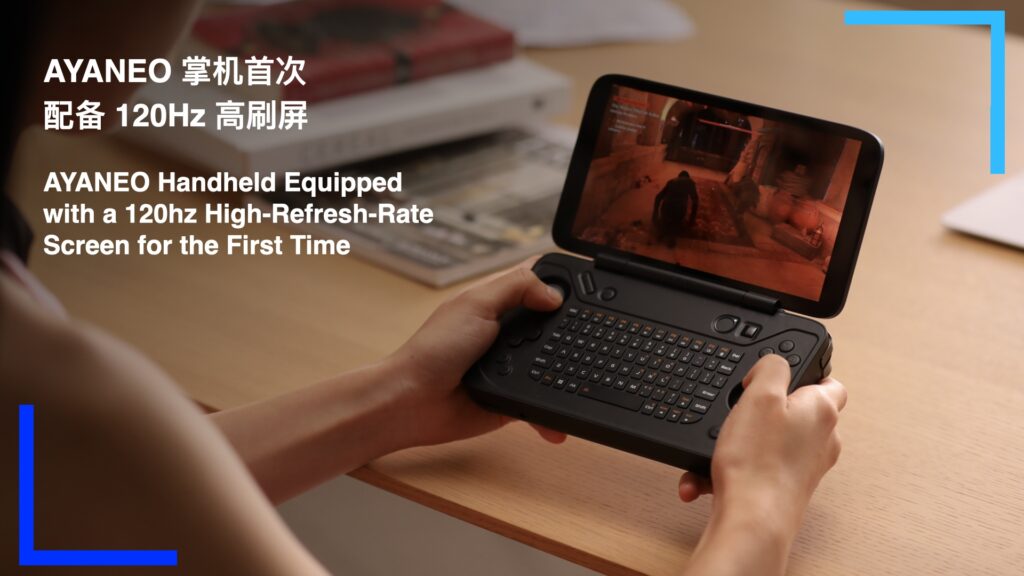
[{"xmin": 191, "ymin": 0, "xmax": 517, "ymax": 102}]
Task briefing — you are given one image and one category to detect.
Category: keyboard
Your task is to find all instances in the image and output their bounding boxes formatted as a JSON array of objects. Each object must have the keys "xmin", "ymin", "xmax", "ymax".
[{"xmin": 508, "ymin": 305, "xmax": 752, "ymax": 426}]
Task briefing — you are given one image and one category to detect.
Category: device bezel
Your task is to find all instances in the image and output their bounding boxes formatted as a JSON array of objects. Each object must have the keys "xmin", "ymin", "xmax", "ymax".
[{"xmin": 552, "ymin": 74, "xmax": 883, "ymax": 318}]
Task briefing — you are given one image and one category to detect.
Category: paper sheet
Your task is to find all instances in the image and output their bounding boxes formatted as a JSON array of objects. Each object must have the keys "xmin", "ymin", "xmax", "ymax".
[{"xmin": 447, "ymin": 0, "xmax": 695, "ymax": 47}]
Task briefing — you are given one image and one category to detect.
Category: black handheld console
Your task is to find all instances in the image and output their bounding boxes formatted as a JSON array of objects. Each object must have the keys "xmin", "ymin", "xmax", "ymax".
[{"xmin": 465, "ymin": 75, "xmax": 883, "ymax": 474}]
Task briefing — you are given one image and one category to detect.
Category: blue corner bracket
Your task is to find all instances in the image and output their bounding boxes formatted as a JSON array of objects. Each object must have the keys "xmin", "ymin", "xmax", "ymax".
[
  {"xmin": 18, "ymin": 404, "xmax": 179, "ymax": 567},
  {"xmin": 845, "ymin": 10, "xmax": 1006, "ymax": 174}
]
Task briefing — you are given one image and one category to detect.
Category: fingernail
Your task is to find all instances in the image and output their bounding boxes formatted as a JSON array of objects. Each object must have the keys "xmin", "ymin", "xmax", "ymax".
[{"xmin": 547, "ymin": 285, "xmax": 563, "ymax": 303}]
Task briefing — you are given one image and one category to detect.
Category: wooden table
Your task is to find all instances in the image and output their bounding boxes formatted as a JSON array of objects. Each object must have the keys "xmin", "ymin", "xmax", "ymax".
[{"xmin": 14, "ymin": 0, "xmax": 1024, "ymax": 573}]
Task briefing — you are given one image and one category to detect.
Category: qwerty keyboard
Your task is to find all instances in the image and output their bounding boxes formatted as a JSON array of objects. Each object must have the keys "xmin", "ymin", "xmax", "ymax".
[{"xmin": 507, "ymin": 305, "xmax": 747, "ymax": 426}]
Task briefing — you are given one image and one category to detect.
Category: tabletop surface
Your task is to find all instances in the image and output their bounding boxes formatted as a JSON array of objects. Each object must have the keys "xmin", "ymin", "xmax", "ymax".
[{"xmin": 15, "ymin": 0, "xmax": 1024, "ymax": 574}]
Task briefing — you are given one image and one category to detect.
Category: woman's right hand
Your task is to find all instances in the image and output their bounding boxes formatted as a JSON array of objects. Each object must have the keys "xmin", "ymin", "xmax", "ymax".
[{"xmin": 679, "ymin": 355, "xmax": 847, "ymax": 576}]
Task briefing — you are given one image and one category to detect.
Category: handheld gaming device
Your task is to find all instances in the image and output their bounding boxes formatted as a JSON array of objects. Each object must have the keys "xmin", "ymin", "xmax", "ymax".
[{"xmin": 464, "ymin": 75, "xmax": 883, "ymax": 474}]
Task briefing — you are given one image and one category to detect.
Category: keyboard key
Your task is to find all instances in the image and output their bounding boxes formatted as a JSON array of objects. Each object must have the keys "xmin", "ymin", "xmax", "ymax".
[
  {"xmin": 654, "ymin": 404, "xmax": 670, "ymax": 419},
  {"xmin": 677, "ymin": 395, "xmax": 692, "ymax": 408},
  {"xmin": 541, "ymin": 373, "xmax": 555, "ymax": 386},
  {"xmin": 579, "ymin": 384, "xmax": 643, "ymax": 411},
  {"xmin": 728, "ymin": 351, "xmax": 744, "ymax": 363},
  {"xmin": 529, "ymin": 368, "xmax": 543, "ymax": 381},
  {"xmin": 697, "ymin": 387, "xmax": 719, "ymax": 401},
  {"xmin": 691, "ymin": 399, "xmax": 711, "ymax": 414},
  {"xmin": 680, "ymin": 412, "xmax": 703, "ymax": 424},
  {"xmin": 667, "ymin": 407, "xmax": 683, "ymax": 422},
  {"xmin": 641, "ymin": 401, "xmax": 657, "ymax": 415},
  {"xmin": 718, "ymin": 363, "xmax": 736, "ymax": 375}
]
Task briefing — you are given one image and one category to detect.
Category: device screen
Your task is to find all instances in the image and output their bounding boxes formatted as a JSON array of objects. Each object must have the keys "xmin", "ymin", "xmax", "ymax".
[{"xmin": 571, "ymin": 83, "xmax": 863, "ymax": 302}]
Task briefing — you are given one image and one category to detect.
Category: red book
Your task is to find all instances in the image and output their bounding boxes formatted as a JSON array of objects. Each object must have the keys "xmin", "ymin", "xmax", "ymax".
[{"xmin": 191, "ymin": 0, "xmax": 516, "ymax": 102}]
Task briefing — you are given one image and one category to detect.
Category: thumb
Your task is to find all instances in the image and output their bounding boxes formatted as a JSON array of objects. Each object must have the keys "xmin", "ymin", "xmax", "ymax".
[
  {"xmin": 741, "ymin": 354, "xmax": 792, "ymax": 401},
  {"xmin": 457, "ymin": 264, "xmax": 563, "ymax": 321}
]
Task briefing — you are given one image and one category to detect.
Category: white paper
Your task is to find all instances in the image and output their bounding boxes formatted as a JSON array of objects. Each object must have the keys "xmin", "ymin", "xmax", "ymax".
[
  {"xmin": 448, "ymin": 0, "xmax": 695, "ymax": 48},
  {"xmin": 943, "ymin": 172, "xmax": 1024, "ymax": 250}
]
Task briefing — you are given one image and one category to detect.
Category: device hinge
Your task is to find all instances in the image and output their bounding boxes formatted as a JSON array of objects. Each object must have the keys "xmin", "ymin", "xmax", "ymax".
[{"xmin": 594, "ymin": 253, "xmax": 781, "ymax": 314}]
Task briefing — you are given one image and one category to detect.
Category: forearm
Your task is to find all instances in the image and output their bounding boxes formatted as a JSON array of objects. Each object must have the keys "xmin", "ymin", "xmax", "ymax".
[
  {"xmin": 211, "ymin": 359, "xmax": 415, "ymax": 504},
  {"xmin": 683, "ymin": 495, "xmax": 798, "ymax": 576}
]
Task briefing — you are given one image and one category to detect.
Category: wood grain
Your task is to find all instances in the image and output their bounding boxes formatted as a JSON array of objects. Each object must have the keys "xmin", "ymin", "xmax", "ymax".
[{"xmin": 12, "ymin": 0, "xmax": 1024, "ymax": 573}]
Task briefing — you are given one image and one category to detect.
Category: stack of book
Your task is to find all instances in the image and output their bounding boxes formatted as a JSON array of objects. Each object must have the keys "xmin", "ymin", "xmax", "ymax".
[{"xmin": 125, "ymin": 0, "xmax": 573, "ymax": 285}]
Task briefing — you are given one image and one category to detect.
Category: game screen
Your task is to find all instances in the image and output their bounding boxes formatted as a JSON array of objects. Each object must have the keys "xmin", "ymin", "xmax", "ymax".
[{"xmin": 572, "ymin": 84, "xmax": 863, "ymax": 301}]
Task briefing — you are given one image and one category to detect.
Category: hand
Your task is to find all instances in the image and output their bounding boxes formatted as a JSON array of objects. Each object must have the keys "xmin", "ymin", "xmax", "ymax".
[
  {"xmin": 387, "ymin": 259, "xmax": 568, "ymax": 448},
  {"xmin": 679, "ymin": 355, "xmax": 846, "ymax": 538}
]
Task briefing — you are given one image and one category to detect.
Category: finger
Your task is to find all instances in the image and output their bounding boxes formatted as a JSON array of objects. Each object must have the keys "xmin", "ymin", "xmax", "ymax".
[
  {"xmin": 741, "ymin": 354, "xmax": 792, "ymax": 399},
  {"xmin": 790, "ymin": 376, "xmax": 847, "ymax": 413},
  {"xmin": 816, "ymin": 377, "xmax": 848, "ymax": 412},
  {"xmin": 459, "ymin": 265, "xmax": 562, "ymax": 320},
  {"xmin": 678, "ymin": 471, "xmax": 713, "ymax": 502},
  {"xmin": 529, "ymin": 423, "xmax": 567, "ymax": 444}
]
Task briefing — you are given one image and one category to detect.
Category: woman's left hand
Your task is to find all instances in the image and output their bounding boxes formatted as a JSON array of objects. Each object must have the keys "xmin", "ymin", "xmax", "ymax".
[{"xmin": 387, "ymin": 259, "xmax": 568, "ymax": 448}]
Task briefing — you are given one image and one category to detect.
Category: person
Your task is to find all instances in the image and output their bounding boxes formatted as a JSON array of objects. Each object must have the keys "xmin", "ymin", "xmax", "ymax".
[
  {"xmin": 652, "ymin": 170, "xmax": 700, "ymax": 248},
  {"xmin": 0, "ymin": 2, "xmax": 846, "ymax": 574}
]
